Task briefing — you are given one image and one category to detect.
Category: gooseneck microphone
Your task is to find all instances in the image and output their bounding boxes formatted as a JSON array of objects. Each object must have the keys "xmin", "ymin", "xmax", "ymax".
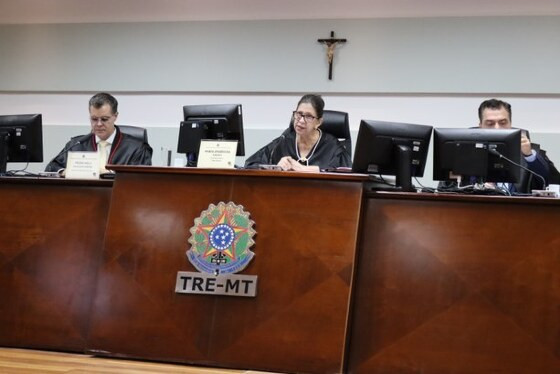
[
  {"xmin": 488, "ymin": 147, "xmax": 547, "ymax": 188},
  {"xmin": 62, "ymin": 140, "xmax": 82, "ymax": 170},
  {"xmin": 269, "ymin": 134, "xmax": 286, "ymax": 164}
]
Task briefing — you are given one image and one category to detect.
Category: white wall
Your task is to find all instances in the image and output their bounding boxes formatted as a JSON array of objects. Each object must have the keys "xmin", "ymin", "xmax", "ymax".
[{"xmin": 1, "ymin": 17, "xmax": 559, "ymax": 93}]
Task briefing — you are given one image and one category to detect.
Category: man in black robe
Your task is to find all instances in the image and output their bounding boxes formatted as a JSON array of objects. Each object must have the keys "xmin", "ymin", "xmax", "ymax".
[{"xmin": 45, "ymin": 92, "xmax": 152, "ymax": 173}]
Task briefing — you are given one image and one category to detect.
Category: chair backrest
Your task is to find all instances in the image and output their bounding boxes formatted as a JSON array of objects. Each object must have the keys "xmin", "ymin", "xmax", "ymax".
[
  {"xmin": 118, "ymin": 125, "xmax": 148, "ymax": 143},
  {"xmin": 321, "ymin": 110, "xmax": 351, "ymax": 155},
  {"xmin": 288, "ymin": 110, "xmax": 352, "ymax": 156}
]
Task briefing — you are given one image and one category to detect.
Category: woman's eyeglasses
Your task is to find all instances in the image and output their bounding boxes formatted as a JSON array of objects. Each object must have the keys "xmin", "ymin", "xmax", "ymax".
[{"xmin": 293, "ymin": 111, "xmax": 317, "ymax": 123}]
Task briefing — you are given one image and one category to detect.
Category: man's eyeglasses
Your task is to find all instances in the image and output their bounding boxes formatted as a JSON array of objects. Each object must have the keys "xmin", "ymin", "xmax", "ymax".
[
  {"xmin": 293, "ymin": 111, "xmax": 318, "ymax": 123},
  {"xmin": 90, "ymin": 116, "xmax": 114, "ymax": 124}
]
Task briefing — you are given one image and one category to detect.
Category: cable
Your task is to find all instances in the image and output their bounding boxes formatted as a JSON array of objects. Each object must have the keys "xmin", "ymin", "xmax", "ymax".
[
  {"xmin": 414, "ymin": 177, "xmax": 437, "ymax": 193},
  {"xmin": 4, "ymin": 163, "xmax": 32, "ymax": 176}
]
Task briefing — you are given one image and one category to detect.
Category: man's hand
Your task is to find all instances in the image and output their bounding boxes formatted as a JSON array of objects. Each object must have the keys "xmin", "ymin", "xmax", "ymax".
[{"xmin": 521, "ymin": 132, "xmax": 533, "ymax": 156}]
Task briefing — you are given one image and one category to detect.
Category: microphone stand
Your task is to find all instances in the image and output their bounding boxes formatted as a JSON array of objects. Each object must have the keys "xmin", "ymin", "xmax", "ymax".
[
  {"xmin": 488, "ymin": 148, "xmax": 547, "ymax": 189},
  {"xmin": 269, "ymin": 134, "xmax": 286, "ymax": 164}
]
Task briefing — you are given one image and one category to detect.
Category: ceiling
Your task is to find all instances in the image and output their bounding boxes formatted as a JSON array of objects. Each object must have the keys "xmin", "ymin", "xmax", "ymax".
[{"xmin": 1, "ymin": 0, "xmax": 560, "ymax": 24}]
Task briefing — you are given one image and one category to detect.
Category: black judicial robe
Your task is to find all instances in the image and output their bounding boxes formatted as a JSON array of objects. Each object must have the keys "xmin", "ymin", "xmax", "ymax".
[
  {"xmin": 244, "ymin": 129, "xmax": 351, "ymax": 170},
  {"xmin": 45, "ymin": 126, "xmax": 153, "ymax": 172}
]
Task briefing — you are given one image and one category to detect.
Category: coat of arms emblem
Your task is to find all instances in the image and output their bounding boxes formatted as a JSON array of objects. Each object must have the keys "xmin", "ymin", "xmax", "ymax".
[{"xmin": 187, "ymin": 202, "xmax": 256, "ymax": 276}]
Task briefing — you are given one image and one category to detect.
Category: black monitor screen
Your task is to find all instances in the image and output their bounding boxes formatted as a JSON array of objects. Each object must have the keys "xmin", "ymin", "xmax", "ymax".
[
  {"xmin": 0, "ymin": 114, "xmax": 43, "ymax": 174},
  {"xmin": 352, "ymin": 119, "xmax": 433, "ymax": 191},
  {"xmin": 177, "ymin": 104, "xmax": 245, "ymax": 165},
  {"xmin": 433, "ymin": 128, "xmax": 521, "ymax": 184}
]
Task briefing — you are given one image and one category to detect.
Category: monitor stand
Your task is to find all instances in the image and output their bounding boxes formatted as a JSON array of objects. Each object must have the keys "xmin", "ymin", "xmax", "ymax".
[
  {"xmin": 367, "ymin": 145, "xmax": 416, "ymax": 192},
  {"xmin": 395, "ymin": 144, "xmax": 415, "ymax": 192},
  {"xmin": 0, "ymin": 131, "xmax": 10, "ymax": 174}
]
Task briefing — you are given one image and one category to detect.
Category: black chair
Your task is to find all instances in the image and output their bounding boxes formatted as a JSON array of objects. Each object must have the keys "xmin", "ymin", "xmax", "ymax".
[
  {"xmin": 118, "ymin": 125, "xmax": 149, "ymax": 143},
  {"xmin": 288, "ymin": 110, "xmax": 352, "ymax": 157}
]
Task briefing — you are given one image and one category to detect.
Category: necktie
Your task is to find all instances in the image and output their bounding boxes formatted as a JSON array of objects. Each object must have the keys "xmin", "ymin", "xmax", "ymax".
[{"xmin": 99, "ymin": 140, "xmax": 109, "ymax": 173}]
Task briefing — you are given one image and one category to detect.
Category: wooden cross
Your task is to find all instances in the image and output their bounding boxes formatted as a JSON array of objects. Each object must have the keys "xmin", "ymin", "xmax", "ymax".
[{"xmin": 318, "ymin": 31, "xmax": 347, "ymax": 80}]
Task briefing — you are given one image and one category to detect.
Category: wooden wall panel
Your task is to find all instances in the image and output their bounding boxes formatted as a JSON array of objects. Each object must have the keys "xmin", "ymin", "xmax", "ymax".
[
  {"xmin": 0, "ymin": 179, "xmax": 111, "ymax": 351},
  {"xmin": 348, "ymin": 194, "xmax": 560, "ymax": 373}
]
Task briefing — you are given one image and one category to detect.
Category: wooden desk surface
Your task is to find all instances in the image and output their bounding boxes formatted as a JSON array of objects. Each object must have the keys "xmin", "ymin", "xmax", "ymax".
[{"xmin": 109, "ymin": 164, "xmax": 369, "ymax": 182}]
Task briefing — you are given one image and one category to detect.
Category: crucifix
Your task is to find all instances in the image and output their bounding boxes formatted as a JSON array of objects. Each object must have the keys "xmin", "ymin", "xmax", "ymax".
[{"xmin": 318, "ymin": 31, "xmax": 347, "ymax": 80}]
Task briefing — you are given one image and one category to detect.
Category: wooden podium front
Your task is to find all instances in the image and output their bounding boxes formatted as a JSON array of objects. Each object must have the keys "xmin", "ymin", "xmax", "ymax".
[{"xmin": 87, "ymin": 166, "xmax": 366, "ymax": 374}]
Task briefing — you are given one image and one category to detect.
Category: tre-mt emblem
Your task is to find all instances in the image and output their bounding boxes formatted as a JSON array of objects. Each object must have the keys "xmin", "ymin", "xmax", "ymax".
[{"xmin": 187, "ymin": 202, "xmax": 256, "ymax": 276}]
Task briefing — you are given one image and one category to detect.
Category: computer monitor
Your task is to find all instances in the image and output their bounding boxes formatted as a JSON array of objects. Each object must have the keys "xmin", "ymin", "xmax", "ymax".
[
  {"xmin": 0, "ymin": 114, "xmax": 43, "ymax": 174},
  {"xmin": 177, "ymin": 104, "xmax": 245, "ymax": 166},
  {"xmin": 352, "ymin": 119, "xmax": 433, "ymax": 191},
  {"xmin": 433, "ymin": 128, "xmax": 521, "ymax": 184}
]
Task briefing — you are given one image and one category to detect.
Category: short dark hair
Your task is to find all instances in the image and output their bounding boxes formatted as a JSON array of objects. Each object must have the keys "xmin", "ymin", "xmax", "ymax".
[
  {"xmin": 89, "ymin": 92, "xmax": 118, "ymax": 114},
  {"xmin": 297, "ymin": 94, "xmax": 324, "ymax": 119},
  {"xmin": 478, "ymin": 98, "xmax": 511, "ymax": 122}
]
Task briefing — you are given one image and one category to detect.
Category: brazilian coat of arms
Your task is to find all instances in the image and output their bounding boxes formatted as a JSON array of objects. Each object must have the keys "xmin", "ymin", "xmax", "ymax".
[{"xmin": 187, "ymin": 202, "xmax": 256, "ymax": 275}]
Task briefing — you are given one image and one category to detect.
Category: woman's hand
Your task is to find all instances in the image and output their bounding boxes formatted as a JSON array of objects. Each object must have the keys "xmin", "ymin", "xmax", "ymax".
[
  {"xmin": 277, "ymin": 156, "xmax": 295, "ymax": 171},
  {"xmin": 276, "ymin": 157, "xmax": 320, "ymax": 172}
]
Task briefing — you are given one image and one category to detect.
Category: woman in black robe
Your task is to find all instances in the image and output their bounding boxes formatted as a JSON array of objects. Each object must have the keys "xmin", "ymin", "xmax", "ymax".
[{"xmin": 244, "ymin": 94, "xmax": 351, "ymax": 171}]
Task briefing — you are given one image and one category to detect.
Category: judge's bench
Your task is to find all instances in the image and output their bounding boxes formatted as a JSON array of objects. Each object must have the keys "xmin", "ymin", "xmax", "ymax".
[{"xmin": 1, "ymin": 167, "xmax": 559, "ymax": 373}]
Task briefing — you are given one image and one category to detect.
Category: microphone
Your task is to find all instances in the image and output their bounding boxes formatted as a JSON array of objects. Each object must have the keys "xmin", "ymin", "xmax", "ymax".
[
  {"xmin": 269, "ymin": 134, "xmax": 286, "ymax": 164},
  {"xmin": 488, "ymin": 147, "xmax": 547, "ymax": 189},
  {"xmin": 43, "ymin": 140, "xmax": 83, "ymax": 176}
]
